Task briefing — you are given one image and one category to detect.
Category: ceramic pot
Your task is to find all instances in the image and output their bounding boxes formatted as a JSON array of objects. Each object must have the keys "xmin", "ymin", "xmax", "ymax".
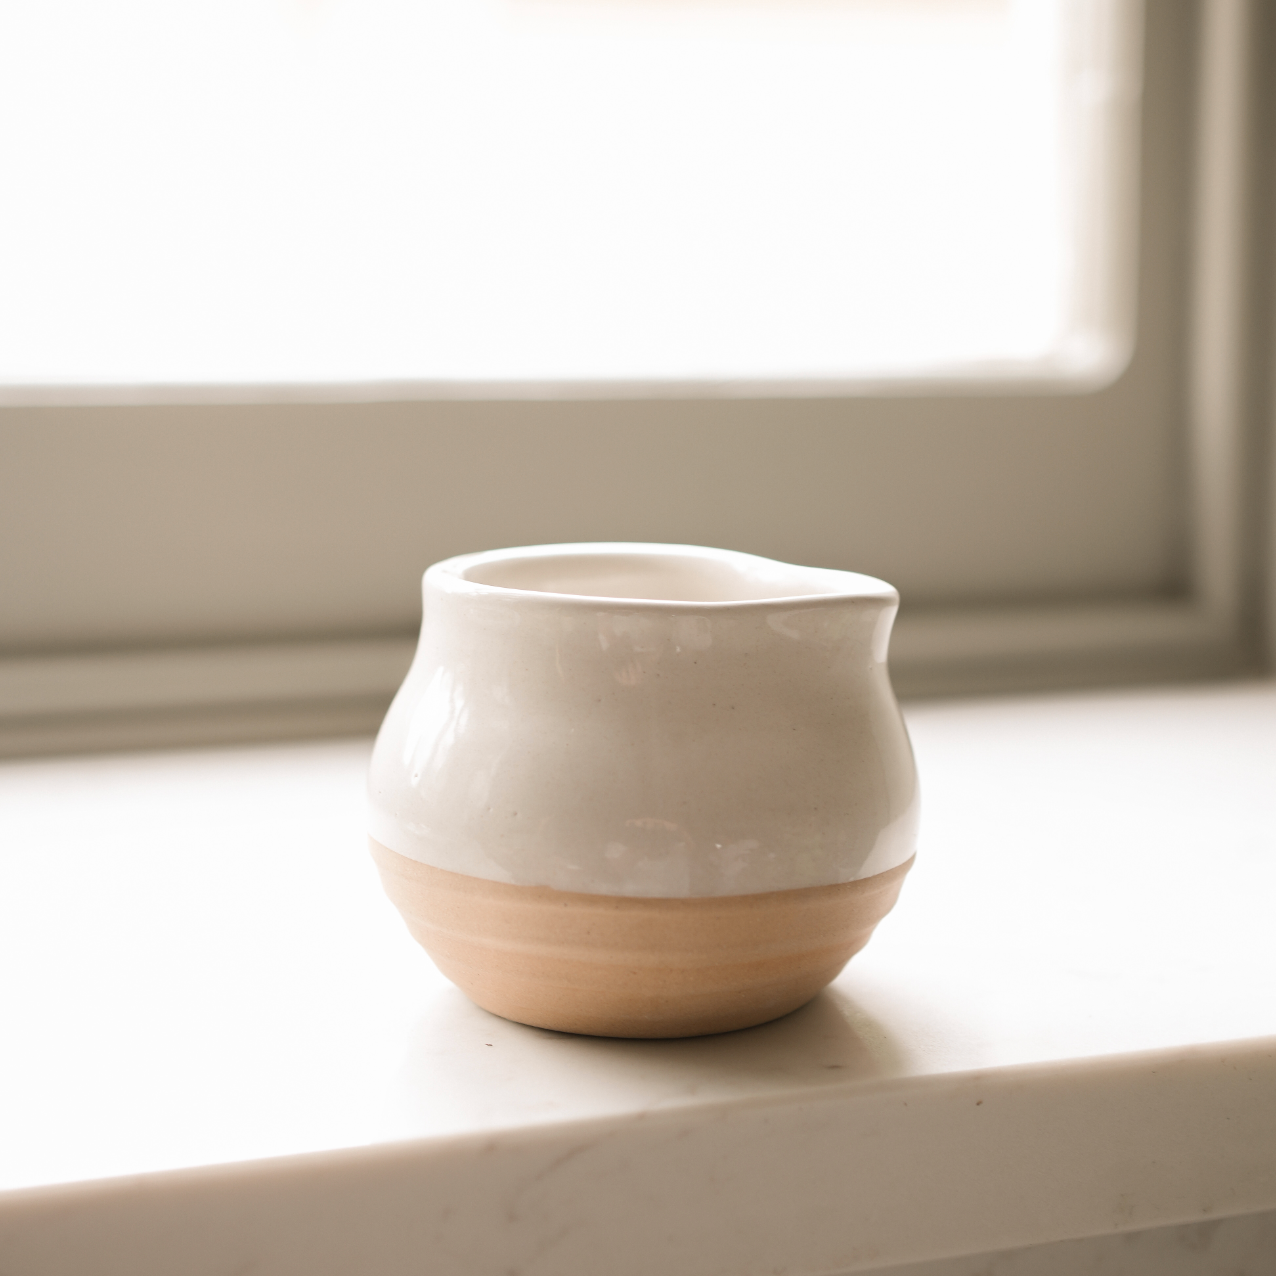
[{"xmin": 368, "ymin": 543, "xmax": 918, "ymax": 1038}]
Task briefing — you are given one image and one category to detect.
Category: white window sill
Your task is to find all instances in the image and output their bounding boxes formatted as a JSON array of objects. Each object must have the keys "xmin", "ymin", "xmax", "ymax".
[{"xmin": 2, "ymin": 681, "xmax": 1274, "ymax": 1274}]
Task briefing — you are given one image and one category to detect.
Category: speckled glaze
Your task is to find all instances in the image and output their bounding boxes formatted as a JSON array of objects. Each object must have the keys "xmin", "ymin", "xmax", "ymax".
[{"xmin": 369, "ymin": 542, "xmax": 918, "ymax": 1036}]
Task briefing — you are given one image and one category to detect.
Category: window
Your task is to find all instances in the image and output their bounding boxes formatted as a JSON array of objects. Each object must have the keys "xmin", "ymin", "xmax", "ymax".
[
  {"xmin": 1, "ymin": 0, "xmax": 1136, "ymax": 390},
  {"xmin": 0, "ymin": 0, "xmax": 1268, "ymax": 756}
]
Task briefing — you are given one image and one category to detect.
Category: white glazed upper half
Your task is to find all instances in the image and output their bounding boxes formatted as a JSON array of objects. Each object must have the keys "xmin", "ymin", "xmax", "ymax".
[{"xmin": 368, "ymin": 544, "xmax": 918, "ymax": 898}]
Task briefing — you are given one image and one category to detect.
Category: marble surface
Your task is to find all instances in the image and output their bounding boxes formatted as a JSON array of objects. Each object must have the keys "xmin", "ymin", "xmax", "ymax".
[
  {"xmin": 1, "ymin": 680, "xmax": 1275, "ymax": 1274},
  {"xmin": 855, "ymin": 1210, "xmax": 1276, "ymax": 1275}
]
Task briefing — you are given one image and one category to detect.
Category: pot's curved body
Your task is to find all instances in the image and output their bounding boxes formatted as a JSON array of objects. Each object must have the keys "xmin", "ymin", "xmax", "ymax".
[{"xmin": 369, "ymin": 543, "xmax": 918, "ymax": 1037}]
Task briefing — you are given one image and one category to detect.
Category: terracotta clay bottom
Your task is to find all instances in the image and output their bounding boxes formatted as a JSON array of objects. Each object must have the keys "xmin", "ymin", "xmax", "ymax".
[{"xmin": 369, "ymin": 839, "xmax": 914, "ymax": 1039}]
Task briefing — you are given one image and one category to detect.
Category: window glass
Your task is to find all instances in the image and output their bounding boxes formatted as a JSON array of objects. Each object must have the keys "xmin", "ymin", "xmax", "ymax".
[{"xmin": 0, "ymin": 0, "xmax": 1137, "ymax": 389}]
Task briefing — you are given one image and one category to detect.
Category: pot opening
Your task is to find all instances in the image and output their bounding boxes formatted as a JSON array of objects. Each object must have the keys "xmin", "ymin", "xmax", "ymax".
[{"xmin": 457, "ymin": 548, "xmax": 863, "ymax": 604}]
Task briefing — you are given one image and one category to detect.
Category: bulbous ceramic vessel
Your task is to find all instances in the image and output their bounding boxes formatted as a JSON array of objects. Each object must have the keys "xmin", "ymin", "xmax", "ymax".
[{"xmin": 369, "ymin": 543, "xmax": 918, "ymax": 1038}]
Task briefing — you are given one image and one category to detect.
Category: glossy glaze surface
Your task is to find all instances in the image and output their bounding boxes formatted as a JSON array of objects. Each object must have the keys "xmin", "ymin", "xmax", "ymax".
[{"xmin": 368, "ymin": 543, "xmax": 918, "ymax": 897}]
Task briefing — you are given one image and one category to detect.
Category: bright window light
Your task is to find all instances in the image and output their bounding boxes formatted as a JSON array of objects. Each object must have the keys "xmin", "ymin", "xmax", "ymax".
[{"xmin": 0, "ymin": 0, "xmax": 1140, "ymax": 394}]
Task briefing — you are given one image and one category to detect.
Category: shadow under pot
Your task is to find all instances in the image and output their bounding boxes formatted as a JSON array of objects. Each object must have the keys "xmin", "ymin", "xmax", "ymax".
[{"xmin": 367, "ymin": 542, "xmax": 918, "ymax": 1039}]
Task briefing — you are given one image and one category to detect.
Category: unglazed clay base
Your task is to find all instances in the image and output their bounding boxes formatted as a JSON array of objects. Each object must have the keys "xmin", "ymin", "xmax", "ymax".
[{"xmin": 370, "ymin": 839, "xmax": 913, "ymax": 1038}]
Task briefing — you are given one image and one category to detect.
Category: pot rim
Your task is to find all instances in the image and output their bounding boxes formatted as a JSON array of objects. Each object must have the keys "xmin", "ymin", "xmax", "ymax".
[{"xmin": 426, "ymin": 541, "xmax": 897, "ymax": 610}]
